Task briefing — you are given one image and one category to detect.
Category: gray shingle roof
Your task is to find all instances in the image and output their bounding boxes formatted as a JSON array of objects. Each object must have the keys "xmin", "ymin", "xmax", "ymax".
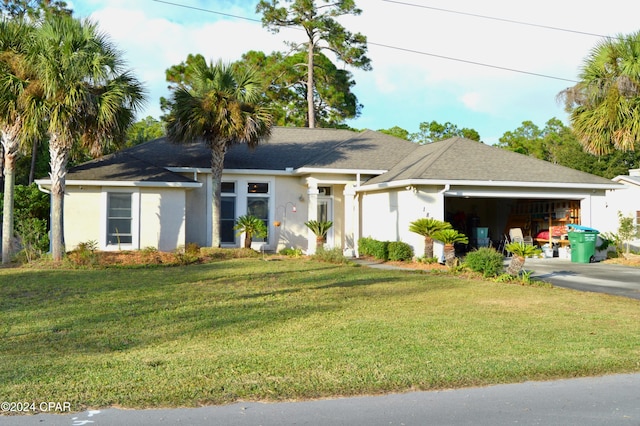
[
  {"xmin": 64, "ymin": 129, "xmax": 615, "ymax": 188},
  {"xmin": 66, "ymin": 127, "xmax": 419, "ymax": 180},
  {"xmin": 66, "ymin": 151, "xmax": 197, "ymax": 183},
  {"xmin": 364, "ymin": 137, "xmax": 616, "ymax": 186}
]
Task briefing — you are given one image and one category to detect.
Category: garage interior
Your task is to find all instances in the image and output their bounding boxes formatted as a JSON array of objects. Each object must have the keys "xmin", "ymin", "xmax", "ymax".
[{"xmin": 445, "ymin": 197, "xmax": 581, "ymax": 254}]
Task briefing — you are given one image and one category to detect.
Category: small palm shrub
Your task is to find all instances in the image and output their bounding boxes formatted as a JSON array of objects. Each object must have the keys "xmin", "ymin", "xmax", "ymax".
[
  {"xmin": 234, "ymin": 215, "xmax": 268, "ymax": 248},
  {"xmin": 409, "ymin": 218, "xmax": 452, "ymax": 259},
  {"xmin": 505, "ymin": 242, "xmax": 541, "ymax": 275},
  {"xmin": 304, "ymin": 220, "xmax": 333, "ymax": 249},
  {"xmin": 464, "ymin": 247, "xmax": 505, "ymax": 277},
  {"xmin": 388, "ymin": 241, "xmax": 414, "ymax": 261},
  {"xmin": 432, "ymin": 229, "xmax": 468, "ymax": 268}
]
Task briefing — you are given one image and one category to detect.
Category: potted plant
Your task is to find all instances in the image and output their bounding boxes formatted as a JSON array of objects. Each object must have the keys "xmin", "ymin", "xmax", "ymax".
[
  {"xmin": 233, "ymin": 215, "xmax": 268, "ymax": 248},
  {"xmin": 432, "ymin": 228, "xmax": 468, "ymax": 267},
  {"xmin": 505, "ymin": 241, "xmax": 541, "ymax": 275},
  {"xmin": 304, "ymin": 220, "xmax": 333, "ymax": 249},
  {"xmin": 409, "ymin": 218, "xmax": 452, "ymax": 259}
]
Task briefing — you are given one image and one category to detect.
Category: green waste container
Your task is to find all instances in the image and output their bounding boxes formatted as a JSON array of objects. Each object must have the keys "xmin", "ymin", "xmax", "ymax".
[{"xmin": 568, "ymin": 230, "xmax": 599, "ymax": 263}]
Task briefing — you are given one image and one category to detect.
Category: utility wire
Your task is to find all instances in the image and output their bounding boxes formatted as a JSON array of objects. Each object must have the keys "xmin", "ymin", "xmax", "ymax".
[
  {"xmin": 150, "ymin": 0, "xmax": 578, "ymax": 83},
  {"xmin": 381, "ymin": 0, "xmax": 614, "ymax": 40}
]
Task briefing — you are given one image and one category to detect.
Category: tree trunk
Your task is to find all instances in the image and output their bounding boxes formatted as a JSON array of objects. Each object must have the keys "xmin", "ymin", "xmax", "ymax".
[
  {"xmin": 307, "ymin": 38, "xmax": 315, "ymax": 128},
  {"xmin": 244, "ymin": 232, "xmax": 252, "ymax": 249},
  {"xmin": 49, "ymin": 134, "xmax": 69, "ymax": 261},
  {"xmin": 316, "ymin": 236, "xmax": 324, "ymax": 250},
  {"xmin": 506, "ymin": 255, "xmax": 525, "ymax": 276},
  {"xmin": 210, "ymin": 139, "xmax": 227, "ymax": 248},
  {"xmin": 424, "ymin": 236, "xmax": 434, "ymax": 259},
  {"xmin": 443, "ymin": 243, "xmax": 456, "ymax": 268},
  {"xmin": 2, "ymin": 123, "xmax": 21, "ymax": 264}
]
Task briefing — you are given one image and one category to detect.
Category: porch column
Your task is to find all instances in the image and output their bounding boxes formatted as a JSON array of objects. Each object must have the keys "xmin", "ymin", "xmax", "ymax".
[
  {"xmin": 343, "ymin": 184, "xmax": 357, "ymax": 257},
  {"xmin": 307, "ymin": 179, "xmax": 319, "ymax": 254}
]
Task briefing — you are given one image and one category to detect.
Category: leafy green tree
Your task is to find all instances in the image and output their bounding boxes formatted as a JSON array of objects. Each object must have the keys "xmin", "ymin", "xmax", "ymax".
[
  {"xmin": 0, "ymin": 0, "xmax": 71, "ymax": 20},
  {"xmin": 165, "ymin": 58, "xmax": 273, "ymax": 247},
  {"xmin": 124, "ymin": 116, "xmax": 165, "ymax": 148},
  {"xmin": 377, "ymin": 126, "xmax": 410, "ymax": 140},
  {"xmin": 236, "ymin": 50, "xmax": 361, "ymax": 127},
  {"xmin": 30, "ymin": 15, "xmax": 146, "ymax": 260},
  {"xmin": 410, "ymin": 120, "xmax": 481, "ymax": 144},
  {"xmin": 497, "ymin": 118, "xmax": 640, "ymax": 178},
  {"xmin": 256, "ymin": 0, "xmax": 370, "ymax": 128},
  {"xmin": 409, "ymin": 218, "xmax": 451, "ymax": 259},
  {"xmin": 558, "ymin": 31, "xmax": 640, "ymax": 155}
]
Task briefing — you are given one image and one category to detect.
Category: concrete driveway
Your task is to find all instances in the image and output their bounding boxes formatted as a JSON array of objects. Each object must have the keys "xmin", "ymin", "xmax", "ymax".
[{"xmin": 523, "ymin": 258, "xmax": 640, "ymax": 300}]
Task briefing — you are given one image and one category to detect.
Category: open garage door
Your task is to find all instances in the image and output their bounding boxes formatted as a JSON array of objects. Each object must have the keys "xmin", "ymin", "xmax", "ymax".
[{"xmin": 444, "ymin": 196, "xmax": 581, "ymax": 250}]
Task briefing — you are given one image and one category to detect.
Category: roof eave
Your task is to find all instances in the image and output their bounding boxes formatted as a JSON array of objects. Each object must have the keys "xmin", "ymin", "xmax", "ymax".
[
  {"xmin": 357, "ymin": 179, "xmax": 623, "ymax": 192},
  {"xmin": 35, "ymin": 179, "xmax": 202, "ymax": 190}
]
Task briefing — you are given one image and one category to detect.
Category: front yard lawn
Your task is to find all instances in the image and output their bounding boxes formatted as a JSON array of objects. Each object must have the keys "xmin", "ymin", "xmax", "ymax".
[{"xmin": 1, "ymin": 257, "xmax": 639, "ymax": 412}]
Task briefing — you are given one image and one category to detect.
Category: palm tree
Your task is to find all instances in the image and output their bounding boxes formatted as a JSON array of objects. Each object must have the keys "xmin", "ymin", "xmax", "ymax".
[
  {"xmin": 558, "ymin": 31, "xmax": 640, "ymax": 155},
  {"xmin": 304, "ymin": 220, "xmax": 333, "ymax": 249},
  {"xmin": 409, "ymin": 218, "xmax": 452, "ymax": 259},
  {"xmin": 166, "ymin": 59, "xmax": 273, "ymax": 248},
  {"xmin": 432, "ymin": 228, "xmax": 468, "ymax": 268},
  {"xmin": 0, "ymin": 18, "xmax": 42, "ymax": 264},
  {"xmin": 30, "ymin": 15, "xmax": 146, "ymax": 261},
  {"xmin": 505, "ymin": 242, "xmax": 541, "ymax": 276},
  {"xmin": 233, "ymin": 214, "xmax": 268, "ymax": 249}
]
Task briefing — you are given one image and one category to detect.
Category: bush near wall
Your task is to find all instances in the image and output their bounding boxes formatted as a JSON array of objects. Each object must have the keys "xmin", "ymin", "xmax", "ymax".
[
  {"xmin": 464, "ymin": 247, "xmax": 505, "ymax": 277},
  {"xmin": 388, "ymin": 241, "xmax": 414, "ymax": 261},
  {"xmin": 358, "ymin": 237, "xmax": 395, "ymax": 261}
]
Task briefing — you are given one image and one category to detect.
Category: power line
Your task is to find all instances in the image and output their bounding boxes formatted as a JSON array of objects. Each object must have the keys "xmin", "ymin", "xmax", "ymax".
[
  {"xmin": 367, "ymin": 42, "xmax": 577, "ymax": 82},
  {"xmin": 381, "ymin": 0, "xmax": 613, "ymax": 40},
  {"xmin": 150, "ymin": 0, "xmax": 578, "ymax": 83}
]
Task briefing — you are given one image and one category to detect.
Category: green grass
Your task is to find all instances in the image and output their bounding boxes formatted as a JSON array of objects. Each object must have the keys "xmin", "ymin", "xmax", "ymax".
[{"xmin": 1, "ymin": 258, "xmax": 639, "ymax": 411}]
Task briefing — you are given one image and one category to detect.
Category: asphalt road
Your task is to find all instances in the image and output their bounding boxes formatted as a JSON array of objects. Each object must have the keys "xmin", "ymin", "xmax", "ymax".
[
  {"xmin": 3, "ymin": 373, "xmax": 640, "ymax": 425},
  {"xmin": 524, "ymin": 257, "xmax": 640, "ymax": 300}
]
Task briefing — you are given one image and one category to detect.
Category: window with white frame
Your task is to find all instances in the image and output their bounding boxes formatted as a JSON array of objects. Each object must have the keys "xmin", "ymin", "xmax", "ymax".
[
  {"xmin": 107, "ymin": 193, "xmax": 132, "ymax": 245},
  {"xmin": 220, "ymin": 182, "xmax": 236, "ymax": 244},
  {"xmin": 247, "ymin": 182, "xmax": 269, "ymax": 243}
]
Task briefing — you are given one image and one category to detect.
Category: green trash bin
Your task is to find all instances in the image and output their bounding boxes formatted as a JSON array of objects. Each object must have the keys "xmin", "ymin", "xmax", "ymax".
[{"xmin": 568, "ymin": 230, "xmax": 599, "ymax": 263}]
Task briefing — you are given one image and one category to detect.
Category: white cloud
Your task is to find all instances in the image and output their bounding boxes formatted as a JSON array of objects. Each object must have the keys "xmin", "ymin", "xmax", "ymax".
[{"xmin": 78, "ymin": 0, "xmax": 640, "ymax": 140}]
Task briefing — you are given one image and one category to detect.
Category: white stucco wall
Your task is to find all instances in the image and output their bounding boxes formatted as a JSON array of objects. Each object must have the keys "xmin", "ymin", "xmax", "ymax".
[
  {"xmin": 63, "ymin": 187, "xmax": 102, "ymax": 251},
  {"xmin": 603, "ymin": 182, "xmax": 640, "ymax": 250},
  {"xmin": 360, "ymin": 186, "xmax": 446, "ymax": 258},
  {"xmin": 139, "ymin": 188, "xmax": 186, "ymax": 251}
]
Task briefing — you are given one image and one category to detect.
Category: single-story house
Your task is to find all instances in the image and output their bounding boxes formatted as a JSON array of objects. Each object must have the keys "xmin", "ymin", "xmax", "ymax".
[
  {"xmin": 35, "ymin": 127, "xmax": 623, "ymax": 258},
  {"xmin": 604, "ymin": 168, "xmax": 640, "ymax": 251}
]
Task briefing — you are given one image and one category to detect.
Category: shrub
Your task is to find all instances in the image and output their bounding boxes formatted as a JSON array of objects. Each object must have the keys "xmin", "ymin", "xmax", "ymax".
[
  {"xmin": 15, "ymin": 217, "xmax": 49, "ymax": 263},
  {"xmin": 358, "ymin": 237, "xmax": 390, "ymax": 261},
  {"xmin": 357, "ymin": 237, "xmax": 374, "ymax": 257},
  {"xmin": 279, "ymin": 247, "xmax": 304, "ymax": 257},
  {"xmin": 312, "ymin": 247, "xmax": 351, "ymax": 264},
  {"xmin": 464, "ymin": 247, "xmax": 505, "ymax": 277},
  {"xmin": 388, "ymin": 241, "xmax": 414, "ymax": 261},
  {"xmin": 67, "ymin": 240, "xmax": 99, "ymax": 267}
]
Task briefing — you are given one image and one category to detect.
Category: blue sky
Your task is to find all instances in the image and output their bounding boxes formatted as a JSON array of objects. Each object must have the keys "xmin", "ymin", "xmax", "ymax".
[{"xmin": 69, "ymin": 0, "xmax": 639, "ymax": 144}]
